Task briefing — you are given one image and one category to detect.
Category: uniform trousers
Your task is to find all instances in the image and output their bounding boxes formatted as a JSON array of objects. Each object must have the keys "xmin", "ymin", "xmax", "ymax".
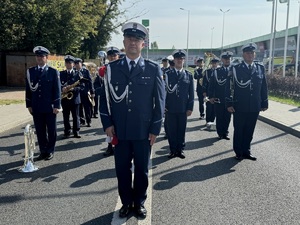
[
  {"xmin": 197, "ymin": 91, "xmax": 205, "ymax": 117},
  {"xmin": 166, "ymin": 112, "xmax": 187, "ymax": 153},
  {"xmin": 114, "ymin": 139, "xmax": 151, "ymax": 207},
  {"xmin": 205, "ymin": 101, "xmax": 215, "ymax": 123},
  {"xmin": 79, "ymin": 95, "xmax": 92, "ymax": 124},
  {"xmin": 32, "ymin": 112, "xmax": 57, "ymax": 154},
  {"xmin": 233, "ymin": 111, "xmax": 259, "ymax": 157},
  {"xmin": 62, "ymin": 103, "xmax": 80, "ymax": 134},
  {"xmin": 214, "ymin": 103, "xmax": 231, "ymax": 137}
]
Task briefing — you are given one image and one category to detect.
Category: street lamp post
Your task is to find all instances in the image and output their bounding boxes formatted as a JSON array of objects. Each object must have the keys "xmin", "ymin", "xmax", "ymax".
[
  {"xmin": 266, "ymin": 0, "xmax": 277, "ymax": 75},
  {"xmin": 220, "ymin": 9, "xmax": 230, "ymax": 51},
  {"xmin": 211, "ymin": 27, "xmax": 214, "ymax": 53},
  {"xmin": 180, "ymin": 8, "xmax": 190, "ymax": 68},
  {"xmin": 282, "ymin": 0, "xmax": 290, "ymax": 77},
  {"xmin": 295, "ymin": 1, "xmax": 300, "ymax": 77}
]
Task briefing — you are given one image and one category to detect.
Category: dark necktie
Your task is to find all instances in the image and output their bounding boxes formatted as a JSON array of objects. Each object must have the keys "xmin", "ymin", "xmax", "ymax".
[
  {"xmin": 177, "ymin": 70, "xmax": 180, "ymax": 76},
  {"xmin": 130, "ymin": 61, "xmax": 136, "ymax": 74},
  {"xmin": 38, "ymin": 68, "xmax": 43, "ymax": 77},
  {"xmin": 248, "ymin": 64, "xmax": 252, "ymax": 71}
]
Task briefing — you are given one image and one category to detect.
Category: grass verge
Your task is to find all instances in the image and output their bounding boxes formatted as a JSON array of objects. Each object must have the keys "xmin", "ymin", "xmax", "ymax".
[
  {"xmin": 0, "ymin": 99, "xmax": 25, "ymax": 105},
  {"xmin": 269, "ymin": 94, "xmax": 300, "ymax": 107}
]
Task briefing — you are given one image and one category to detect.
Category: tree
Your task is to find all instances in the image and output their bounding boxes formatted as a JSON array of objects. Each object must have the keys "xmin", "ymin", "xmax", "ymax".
[
  {"xmin": 0, "ymin": 0, "xmax": 146, "ymax": 57},
  {"xmin": 151, "ymin": 41, "xmax": 158, "ymax": 49}
]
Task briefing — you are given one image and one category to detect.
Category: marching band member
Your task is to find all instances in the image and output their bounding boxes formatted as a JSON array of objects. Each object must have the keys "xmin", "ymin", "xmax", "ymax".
[
  {"xmin": 208, "ymin": 51, "xmax": 233, "ymax": 140},
  {"xmin": 74, "ymin": 58, "xmax": 94, "ymax": 127},
  {"xmin": 225, "ymin": 42, "xmax": 268, "ymax": 161},
  {"xmin": 25, "ymin": 46, "xmax": 61, "ymax": 161},
  {"xmin": 203, "ymin": 57, "xmax": 219, "ymax": 125},
  {"xmin": 99, "ymin": 22, "xmax": 165, "ymax": 219},
  {"xmin": 60, "ymin": 55, "xmax": 82, "ymax": 138},
  {"xmin": 97, "ymin": 46, "xmax": 120, "ymax": 156},
  {"xmin": 194, "ymin": 57, "xmax": 205, "ymax": 119},
  {"xmin": 164, "ymin": 49, "xmax": 194, "ymax": 159}
]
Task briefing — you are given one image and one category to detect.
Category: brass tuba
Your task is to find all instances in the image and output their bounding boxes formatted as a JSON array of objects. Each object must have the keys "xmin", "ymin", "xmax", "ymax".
[{"xmin": 18, "ymin": 124, "xmax": 39, "ymax": 173}]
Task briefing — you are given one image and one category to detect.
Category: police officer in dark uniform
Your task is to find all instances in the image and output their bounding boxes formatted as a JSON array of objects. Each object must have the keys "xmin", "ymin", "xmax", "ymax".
[
  {"xmin": 194, "ymin": 57, "xmax": 205, "ymax": 119},
  {"xmin": 96, "ymin": 46, "xmax": 120, "ymax": 156},
  {"xmin": 74, "ymin": 58, "xmax": 94, "ymax": 127},
  {"xmin": 99, "ymin": 22, "xmax": 165, "ymax": 219},
  {"xmin": 25, "ymin": 46, "xmax": 61, "ymax": 160},
  {"xmin": 203, "ymin": 57, "xmax": 219, "ymax": 125},
  {"xmin": 161, "ymin": 57, "xmax": 169, "ymax": 74},
  {"xmin": 165, "ymin": 49, "xmax": 194, "ymax": 159},
  {"xmin": 208, "ymin": 51, "xmax": 233, "ymax": 140},
  {"xmin": 225, "ymin": 42, "xmax": 268, "ymax": 161},
  {"xmin": 60, "ymin": 55, "xmax": 82, "ymax": 138}
]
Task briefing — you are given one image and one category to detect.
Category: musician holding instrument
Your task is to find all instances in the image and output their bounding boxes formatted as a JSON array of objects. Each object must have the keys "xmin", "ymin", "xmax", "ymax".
[
  {"xmin": 99, "ymin": 22, "xmax": 165, "ymax": 219},
  {"xmin": 60, "ymin": 55, "xmax": 82, "ymax": 138},
  {"xmin": 194, "ymin": 57, "xmax": 205, "ymax": 119},
  {"xmin": 208, "ymin": 51, "xmax": 233, "ymax": 140},
  {"xmin": 203, "ymin": 57, "xmax": 219, "ymax": 125},
  {"xmin": 25, "ymin": 46, "xmax": 61, "ymax": 161},
  {"xmin": 225, "ymin": 43, "xmax": 268, "ymax": 161},
  {"xmin": 74, "ymin": 58, "xmax": 94, "ymax": 127}
]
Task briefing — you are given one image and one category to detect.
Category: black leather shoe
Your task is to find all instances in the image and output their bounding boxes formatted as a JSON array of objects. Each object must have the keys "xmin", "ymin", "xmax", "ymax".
[
  {"xmin": 119, "ymin": 205, "xmax": 131, "ymax": 218},
  {"xmin": 177, "ymin": 151, "xmax": 185, "ymax": 159},
  {"xmin": 45, "ymin": 153, "xmax": 54, "ymax": 160},
  {"xmin": 74, "ymin": 133, "xmax": 81, "ymax": 138},
  {"xmin": 93, "ymin": 115, "xmax": 98, "ymax": 118},
  {"xmin": 223, "ymin": 135, "xmax": 230, "ymax": 140},
  {"xmin": 103, "ymin": 145, "xmax": 114, "ymax": 156},
  {"xmin": 168, "ymin": 152, "xmax": 176, "ymax": 159},
  {"xmin": 243, "ymin": 154, "xmax": 257, "ymax": 161},
  {"xmin": 235, "ymin": 155, "xmax": 243, "ymax": 161},
  {"xmin": 87, "ymin": 123, "xmax": 91, "ymax": 127},
  {"xmin": 135, "ymin": 205, "xmax": 147, "ymax": 219},
  {"xmin": 63, "ymin": 133, "xmax": 70, "ymax": 139},
  {"xmin": 35, "ymin": 153, "xmax": 47, "ymax": 161}
]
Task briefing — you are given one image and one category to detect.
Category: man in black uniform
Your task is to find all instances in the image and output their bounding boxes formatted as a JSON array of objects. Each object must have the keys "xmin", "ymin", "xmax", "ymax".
[
  {"xmin": 25, "ymin": 46, "xmax": 61, "ymax": 160},
  {"xmin": 75, "ymin": 58, "xmax": 94, "ymax": 127},
  {"xmin": 203, "ymin": 57, "xmax": 219, "ymax": 125},
  {"xmin": 208, "ymin": 51, "xmax": 233, "ymax": 140},
  {"xmin": 60, "ymin": 55, "xmax": 82, "ymax": 138},
  {"xmin": 99, "ymin": 22, "xmax": 165, "ymax": 219},
  {"xmin": 164, "ymin": 49, "xmax": 194, "ymax": 159},
  {"xmin": 194, "ymin": 57, "xmax": 205, "ymax": 119},
  {"xmin": 96, "ymin": 46, "xmax": 120, "ymax": 156},
  {"xmin": 225, "ymin": 42, "xmax": 268, "ymax": 161}
]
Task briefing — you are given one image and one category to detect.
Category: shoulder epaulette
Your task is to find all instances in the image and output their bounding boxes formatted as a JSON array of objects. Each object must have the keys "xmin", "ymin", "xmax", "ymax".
[{"xmin": 145, "ymin": 59, "xmax": 159, "ymax": 66}]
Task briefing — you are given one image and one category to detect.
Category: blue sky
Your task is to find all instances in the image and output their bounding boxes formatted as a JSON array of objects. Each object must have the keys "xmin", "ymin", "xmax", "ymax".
[{"xmin": 108, "ymin": 0, "xmax": 300, "ymax": 49}]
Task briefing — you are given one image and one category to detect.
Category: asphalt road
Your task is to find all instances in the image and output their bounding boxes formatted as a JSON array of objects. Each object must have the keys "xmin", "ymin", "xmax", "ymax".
[{"xmin": 1, "ymin": 104, "xmax": 300, "ymax": 225}]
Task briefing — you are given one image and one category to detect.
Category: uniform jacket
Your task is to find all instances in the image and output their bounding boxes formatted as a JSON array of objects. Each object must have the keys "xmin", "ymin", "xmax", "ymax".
[
  {"xmin": 194, "ymin": 67, "xmax": 204, "ymax": 93},
  {"xmin": 208, "ymin": 66, "xmax": 229, "ymax": 103},
  {"xmin": 202, "ymin": 68, "xmax": 215, "ymax": 95},
  {"xmin": 93, "ymin": 75, "xmax": 103, "ymax": 96},
  {"xmin": 77, "ymin": 68, "xmax": 94, "ymax": 95},
  {"xmin": 225, "ymin": 61, "xmax": 268, "ymax": 112},
  {"xmin": 165, "ymin": 68, "xmax": 194, "ymax": 113},
  {"xmin": 25, "ymin": 65, "xmax": 61, "ymax": 113},
  {"xmin": 100, "ymin": 57, "xmax": 165, "ymax": 140},
  {"xmin": 60, "ymin": 69, "xmax": 81, "ymax": 105}
]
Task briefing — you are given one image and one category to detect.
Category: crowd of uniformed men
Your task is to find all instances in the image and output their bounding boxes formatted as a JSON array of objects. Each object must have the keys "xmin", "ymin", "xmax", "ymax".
[{"xmin": 25, "ymin": 21, "xmax": 268, "ymax": 220}]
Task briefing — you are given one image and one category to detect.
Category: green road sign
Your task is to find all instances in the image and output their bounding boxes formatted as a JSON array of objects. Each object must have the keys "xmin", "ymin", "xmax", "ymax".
[{"xmin": 142, "ymin": 19, "xmax": 149, "ymax": 27}]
